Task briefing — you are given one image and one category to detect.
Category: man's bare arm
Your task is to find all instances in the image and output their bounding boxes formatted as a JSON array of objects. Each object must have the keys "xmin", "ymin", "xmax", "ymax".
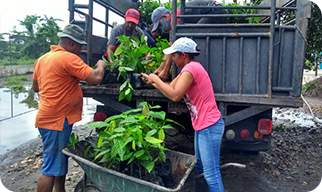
[
  {"xmin": 32, "ymin": 79, "xmax": 39, "ymax": 92},
  {"xmin": 85, "ymin": 60, "xmax": 107, "ymax": 85},
  {"xmin": 154, "ymin": 54, "xmax": 172, "ymax": 81},
  {"xmin": 106, "ymin": 44, "xmax": 116, "ymax": 64}
]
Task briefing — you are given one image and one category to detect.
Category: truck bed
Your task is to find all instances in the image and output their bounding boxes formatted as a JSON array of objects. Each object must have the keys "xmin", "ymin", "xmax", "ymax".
[{"xmin": 81, "ymin": 84, "xmax": 303, "ymax": 108}]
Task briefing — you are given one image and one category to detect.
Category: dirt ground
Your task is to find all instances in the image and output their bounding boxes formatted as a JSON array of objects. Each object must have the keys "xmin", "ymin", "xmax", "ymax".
[{"xmin": 0, "ymin": 75, "xmax": 322, "ymax": 192}]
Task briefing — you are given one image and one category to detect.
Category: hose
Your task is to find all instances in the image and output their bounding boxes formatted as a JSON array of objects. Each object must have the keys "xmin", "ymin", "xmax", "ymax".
[
  {"xmin": 301, "ymin": 94, "xmax": 322, "ymax": 124},
  {"xmin": 186, "ymin": 163, "xmax": 246, "ymax": 182},
  {"xmin": 220, "ymin": 163, "xmax": 246, "ymax": 169}
]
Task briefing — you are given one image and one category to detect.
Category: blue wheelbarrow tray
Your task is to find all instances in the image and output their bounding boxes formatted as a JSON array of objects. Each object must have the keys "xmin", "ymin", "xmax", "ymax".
[{"xmin": 62, "ymin": 140, "xmax": 197, "ymax": 192}]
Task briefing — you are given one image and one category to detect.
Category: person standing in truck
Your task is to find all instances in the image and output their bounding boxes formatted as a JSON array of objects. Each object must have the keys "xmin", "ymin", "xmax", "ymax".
[
  {"xmin": 33, "ymin": 24, "xmax": 107, "ymax": 192},
  {"xmin": 141, "ymin": 37, "xmax": 225, "ymax": 192},
  {"xmin": 150, "ymin": 7, "xmax": 176, "ymax": 81},
  {"xmin": 105, "ymin": 8, "xmax": 144, "ymax": 63},
  {"xmin": 143, "ymin": 24, "xmax": 161, "ymax": 48},
  {"xmin": 151, "ymin": 1, "xmax": 227, "ymax": 81}
]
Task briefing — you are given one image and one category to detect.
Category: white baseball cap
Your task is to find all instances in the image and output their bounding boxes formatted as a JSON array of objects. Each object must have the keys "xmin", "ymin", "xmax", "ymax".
[{"xmin": 163, "ymin": 37, "xmax": 200, "ymax": 55}]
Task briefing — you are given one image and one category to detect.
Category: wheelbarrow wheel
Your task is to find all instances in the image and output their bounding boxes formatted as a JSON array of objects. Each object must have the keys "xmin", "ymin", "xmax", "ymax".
[{"xmin": 74, "ymin": 178, "xmax": 102, "ymax": 192}]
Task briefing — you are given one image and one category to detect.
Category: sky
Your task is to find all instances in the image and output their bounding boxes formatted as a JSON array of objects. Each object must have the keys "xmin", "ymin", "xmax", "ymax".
[
  {"xmin": 0, "ymin": 0, "xmax": 321, "ymax": 37},
  {"xmin": 0, "ymin": 0, "xmax": 241, "ymax": 38},
  {"xmin": 0, "ymin": 0, "xmax": 71, "ymax": 34},
  {"xmin": 0, "ymin": 0, "xmax": 123, "ymax": 38}
]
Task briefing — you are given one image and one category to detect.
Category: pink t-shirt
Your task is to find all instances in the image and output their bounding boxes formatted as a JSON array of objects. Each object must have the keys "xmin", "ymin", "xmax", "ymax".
[{"xmin": 181, "ymin": 61, "xmax": 221, "ymax": 131}]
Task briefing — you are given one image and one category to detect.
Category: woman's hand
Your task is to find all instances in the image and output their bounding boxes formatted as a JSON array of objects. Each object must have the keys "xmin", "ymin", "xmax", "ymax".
[
  {"xmin": 143, "ymin": 52, "xmax": 151, "ymax": 60},
  {"xmin": 141, "ymin": 73, "xmax": 158, "ymax": 84},
  {"xmin": 141, "ymin": 73, "xmax": 149, "ymax": 84}
]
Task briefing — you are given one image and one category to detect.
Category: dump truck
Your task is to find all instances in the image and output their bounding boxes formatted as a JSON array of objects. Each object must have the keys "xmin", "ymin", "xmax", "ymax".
[{"xmin": 68, "ymin": 0, "xmax": 311, "ymax": 151}]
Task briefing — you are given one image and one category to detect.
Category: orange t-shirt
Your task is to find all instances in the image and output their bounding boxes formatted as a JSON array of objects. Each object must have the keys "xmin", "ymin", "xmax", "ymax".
[{"xmin": 33, "ymin": 45, "xmax": 93, "ymax": 131}]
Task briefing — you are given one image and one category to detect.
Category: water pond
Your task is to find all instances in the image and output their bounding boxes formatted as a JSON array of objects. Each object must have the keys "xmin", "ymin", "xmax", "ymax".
[{"xmin": 0, "ymin": 86, "xmax": 101, "ymax": 155}]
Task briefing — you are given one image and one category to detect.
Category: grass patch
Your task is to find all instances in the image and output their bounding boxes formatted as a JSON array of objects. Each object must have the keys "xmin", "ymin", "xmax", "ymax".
[
  {"xmin": 12, "ymin": 85, "xmax": 24, "ymax": 91},
  {"xmin": 3, "ymin": 77, "xmax": 28, "ymax": 87},
  {"xmin": 302, "ymin": 77, "xmax": 322, "ymax": 98},
  {"xmin": 302, "ymin": 82, "xmax": 313, "ymax": 93},
  {"xmin": 0, "ymin": 57, "xmax": 36, "ymax": 66},
  {"xmin": 273, "ymin": 125, "xmax": 285, "ymax": 132}
]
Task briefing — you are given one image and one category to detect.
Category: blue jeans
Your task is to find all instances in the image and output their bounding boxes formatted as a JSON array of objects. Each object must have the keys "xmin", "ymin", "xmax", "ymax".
[{"xmin": 194, "ymin": 117, "xmax": 225, "ymax": 192}]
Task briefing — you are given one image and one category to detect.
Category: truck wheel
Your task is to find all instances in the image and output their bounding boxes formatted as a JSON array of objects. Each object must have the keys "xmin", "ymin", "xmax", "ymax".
[{"xmin": 74, "ymin": 178, "xmax": 102, "ymax": 192}]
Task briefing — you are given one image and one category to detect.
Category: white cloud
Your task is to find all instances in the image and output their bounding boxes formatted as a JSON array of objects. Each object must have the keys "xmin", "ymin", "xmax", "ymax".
[
  {"xmin": 3, "ymin": 0, "xmax": 317, "ymax": 38},
  {"xmin": 0, "ymin": 0, "xmax": 126, "ymax": 38},
  {"xmin": 0, "ymin": 0, "xmax": 69, "ymax": 34}
]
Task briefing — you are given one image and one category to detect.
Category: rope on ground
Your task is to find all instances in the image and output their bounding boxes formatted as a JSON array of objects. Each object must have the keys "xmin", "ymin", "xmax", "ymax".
[{"xmin": 301, "ymin": 94, "xmax": 322, "ymax": 124}]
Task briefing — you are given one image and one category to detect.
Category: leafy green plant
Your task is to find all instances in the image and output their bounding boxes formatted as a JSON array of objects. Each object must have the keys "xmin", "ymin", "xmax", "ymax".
[
  {"xmin": 3, "ymin": 77, "xmax": 28, "ymax": 86},
  {"xmin": 306, "ymin": 3, "xmax": 322, "ymax": 70},
  {"xmin": 86, "ymin": 102, "xmax": 183, "ymax": 174},
  {"xmin": 12, "ymin": 85, "xmax": 24, "ymax": 91},
  {"xmin": 222, "ymin": 1, "xmax": 260, "ymax": 24},
  {"xmin": 302, "ymin": 81, "xmax": 313, "ymax": 93},
  {"xmin": 162, "ymin": 0, "xmax": 182, "ymax": 11},
  {"xmin": 149, "ymin": 37, "xmax": 170, "ymax": 68},
  {"xmin": 106, "ymin": 35, "xmax": 169, "ymax": 102},
  {"xmin": 304, "ymin": 60, "xmax": 314, "ymax": 69},
  {"xmin": 3, "ymin": 77, "xmax": 28, "ymax": 92},
  {"xmin": 138, "ymin": 0, "xmax": 162, "ymax": 29},
  {"xmin": 4, "ymin": 76, "xmax": 27, "ymax": 84},
  {"xmin": 273, "ymin": 125, "xmax": 285, "ymax": 132},
  {"xmin": 110, "ymin": 35, "xmax": 152, "ymax": 73},
  {"xmin": 0, "ymin": 57, "xmax": 36, "ymax": 65},
  {"xmin": 108, "ymin": 35, "xmax": 149, "ymax": 102},
  {"xmin": 303, "ymin": 81, "xmax": 322, "ymax": 97},
  {"xmin": 138, "ymin": 0, "xmax": 182, "ymax": 29},
  {"xmin": 66, "ymin": 133, "xmax": 81, "ymax": 149},
  {"xmin": 66, "ymin": 130, "xmax": 94, "ymax": 149}
]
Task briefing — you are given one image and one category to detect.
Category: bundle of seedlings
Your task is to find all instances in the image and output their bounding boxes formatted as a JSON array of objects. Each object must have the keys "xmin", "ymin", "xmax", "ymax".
[
  {"xmin": 102, "ymin": 35, "xmax": 169, "ymax": 101},
  {"xmin": 71, "ymin": 102, "xmax": 183, "ymax": 187}
]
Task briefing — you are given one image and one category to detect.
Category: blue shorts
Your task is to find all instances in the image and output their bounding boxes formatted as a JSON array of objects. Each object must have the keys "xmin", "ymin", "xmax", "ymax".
[{"xmin": 38, "ymin": 118, "xmax": 73, "ymax": 176}]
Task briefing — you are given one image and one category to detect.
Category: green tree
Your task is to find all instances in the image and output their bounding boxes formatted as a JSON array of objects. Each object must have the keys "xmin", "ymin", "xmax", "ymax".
[
  {"xmin": 306, "ymin": 3, "xmax": 322, "ymax": 71},
  {"xmin": 0, "ymin": 34, "xmax": 5, "ymax": 41},
  {"xmin": 138, "ymin": 0, "xmax": 161, "ymax": 29},
  {"xmin": 9, "ymin": 15, "xmax": 62, "ymax": 62},
  {"xmin": 17, "ymin": 15, "xmax": 40, "ymax": 37},
  {"xmin": 37, "ymin": 16, "xmax": 62, "ymax": 45},
  {"xmin": 0, "ymin": 34, "xmax": 8, "ymax": 60}
]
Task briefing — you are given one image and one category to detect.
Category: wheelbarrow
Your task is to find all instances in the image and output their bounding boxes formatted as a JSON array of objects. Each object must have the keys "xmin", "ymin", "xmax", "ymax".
[{"xmin": 62, "ymin": 139, "xmax": 197, "ymax": 192}]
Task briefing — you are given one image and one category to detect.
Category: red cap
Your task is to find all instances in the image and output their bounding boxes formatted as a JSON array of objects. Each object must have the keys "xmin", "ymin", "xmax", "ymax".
[{"xmin": 125, "ymin": 8, "xmax": 140, "ymax": 25}]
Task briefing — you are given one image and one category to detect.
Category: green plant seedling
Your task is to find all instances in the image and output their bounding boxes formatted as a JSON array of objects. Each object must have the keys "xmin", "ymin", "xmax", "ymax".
[
  {"xmin": 86, "ymin": 102, "xmax": 184, "ymax": 174},
  {"xmin": 107, "ymin": 35, "xmax": 169, "ymax": 102}
]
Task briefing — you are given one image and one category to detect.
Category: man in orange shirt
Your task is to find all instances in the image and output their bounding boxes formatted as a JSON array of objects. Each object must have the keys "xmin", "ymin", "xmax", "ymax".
[{"xmin": 32, "ymin": 24, "xmax": 107, "ymax": 192}]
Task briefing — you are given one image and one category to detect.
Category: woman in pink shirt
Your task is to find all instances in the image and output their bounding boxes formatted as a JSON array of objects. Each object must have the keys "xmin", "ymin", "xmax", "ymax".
[{"xmin": 141, "ymin": 37, "xmax": 225, "ymax": 192}]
